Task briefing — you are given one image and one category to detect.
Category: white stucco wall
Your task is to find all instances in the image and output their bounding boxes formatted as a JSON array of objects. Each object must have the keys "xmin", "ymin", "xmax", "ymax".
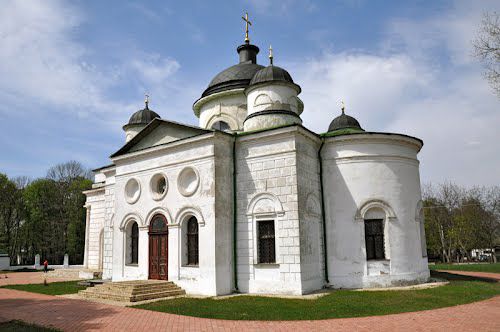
[
  {"xmin": 109, "ymin": 133, "xmax": 233, "ymax": 296},
  {"xmin": 194, "ymin": 90, "xmax": 247, "ymax": 131},
  {"xmin": 124, "ymin": 124, "xmax": 146, "ymax": 143},
  {"xmin": 322, "ymin": 133, "xmax": 430, "ymax": 288},
  {"xmin": 84, "ymin": 189, "xmax": 105, "ymax": 270},
  {"xmin": 236, "ymin": 127, "xmax": 309, "ymax": 295},
  {"xmin": 244, "ymin": 84, "xmax": 302, "ymax": 132},
  {"xmin": 295, "ymin": 132, "xmax": 325, "ymax": 293}
]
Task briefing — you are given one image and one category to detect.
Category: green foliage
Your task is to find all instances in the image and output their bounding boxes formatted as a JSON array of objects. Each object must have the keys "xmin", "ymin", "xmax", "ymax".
[
  {"xmin": 0, "ymin": 161, "xmax": 92, "ymax": 266},
  {"xmin": 2, "ymin": 281, "xmax": 86, "ymax": 295},
  {"xmin": 429, "ymin": 263, "xmax": 500, "ymax": 273},
  {"xmin": 133, "ymin": 278, "xmax": 500, "ymax": 320},
  {"xmin": 0, "ymin": 173, "xmax": 24, "ymax": 262}
]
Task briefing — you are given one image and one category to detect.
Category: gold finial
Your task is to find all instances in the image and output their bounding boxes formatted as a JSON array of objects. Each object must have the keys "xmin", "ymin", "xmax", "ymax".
[
  {"xmin": 269, "ymin": 45, "xmax": 273, "ymax": 65},
  {"xmin": 145, "ymin": 93, "xmax": 150, "ymax": 109},
  {"xmin": 242, "ymin": 12, "xmax": 252, "ymax": 43},
  {"xmin": 340, "ymin": 100, "xmax": 345, "ymax": 114}
]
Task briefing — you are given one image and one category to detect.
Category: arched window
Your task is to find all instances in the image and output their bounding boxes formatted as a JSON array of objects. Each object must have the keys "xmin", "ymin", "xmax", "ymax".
[
  {"xmin": 186, "ymin": 216, "xmax": 199, "ymax": 266},
  {"xmin": 364, "ymin": 219, "xmax": 385, "ymax": 260},
  {"xmin": 127, "ymin": 221, "xmax": 139, "ymax": 265},
  {"xmin": 211, "ymin": 121, "xmax": 231, "ymax": 131}
]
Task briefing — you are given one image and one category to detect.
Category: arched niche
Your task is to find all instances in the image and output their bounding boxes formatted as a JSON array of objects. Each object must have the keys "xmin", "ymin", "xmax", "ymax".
[
  {"xmin": 247, "ymin": 192, "xmax": 284, "ymax": 217},
  {"xmin": 254, "ymin": 93, "xmax": 272, "ymax": 106},
  {"xmin": 355, "ymin": 199, "xmax": 397, "ymax": 221}
]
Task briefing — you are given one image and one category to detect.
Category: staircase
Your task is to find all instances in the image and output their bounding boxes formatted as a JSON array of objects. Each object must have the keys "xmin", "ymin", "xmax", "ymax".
[{"xmin": 79, "ymin": 280, "xmax": 186, "ymax": 302}]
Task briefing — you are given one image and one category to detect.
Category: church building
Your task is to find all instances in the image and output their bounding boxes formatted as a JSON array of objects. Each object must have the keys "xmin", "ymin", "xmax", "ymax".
[{"xmin": 83, "ymin": 18, "xmax": 429, "ymax": 296}]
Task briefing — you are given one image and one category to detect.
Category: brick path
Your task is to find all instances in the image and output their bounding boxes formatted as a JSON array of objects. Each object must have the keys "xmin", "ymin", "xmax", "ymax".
[
  {"xmin": 0, "ymin": 272, "xmax": 80, "ymax": 286},
  {"xmin": 438, "ymin": 270, "xmax": 500, "ymax": 281},
  {"xmin": 0, "ymin": 272, "xmax": 499, "ymax": 331}
]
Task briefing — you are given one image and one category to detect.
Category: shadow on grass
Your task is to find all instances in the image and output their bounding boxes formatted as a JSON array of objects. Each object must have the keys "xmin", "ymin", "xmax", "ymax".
[{"xmin": 431, "ymin": 270, "xmax": 498, "ymax": 283}]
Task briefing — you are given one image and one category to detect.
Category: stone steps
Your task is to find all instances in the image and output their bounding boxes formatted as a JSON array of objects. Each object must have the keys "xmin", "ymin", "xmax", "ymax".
[{"xmin": 79, "ymin": 280, "xmax": 186, "ymax": 302}]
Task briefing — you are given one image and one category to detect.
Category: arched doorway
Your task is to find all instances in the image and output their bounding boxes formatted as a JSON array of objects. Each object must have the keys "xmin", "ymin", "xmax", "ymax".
[{"xmin": 149, "ymin": 214, "xmax": 169, "ymax": 280}]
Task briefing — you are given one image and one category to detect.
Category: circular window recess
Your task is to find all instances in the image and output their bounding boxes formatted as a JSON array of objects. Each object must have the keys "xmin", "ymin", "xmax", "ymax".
[
  {"xmin": 150, "ymin": 173, "xmax": 168, "ymax": 201},
  {"xmin": 125, "ymin": 178, "xmax": 141, "ymax": 204},
  {"xmin": 177, "ymin": 167, "xmax": 200, "ymax": 197}
]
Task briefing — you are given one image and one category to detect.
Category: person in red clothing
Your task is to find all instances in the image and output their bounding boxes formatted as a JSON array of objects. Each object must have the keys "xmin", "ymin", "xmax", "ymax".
[{"xmin": 43, "ymin": 259, "xmax": 48, "ymax": 273}]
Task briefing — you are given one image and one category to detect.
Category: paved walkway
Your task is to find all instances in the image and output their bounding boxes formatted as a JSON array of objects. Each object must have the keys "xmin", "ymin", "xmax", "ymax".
[
  {"xmin": 0, "ymin": 272, "xmax": 80, "ymax": 286},
  {"xmin": 0, "ymin": 271, "xmax": 499, "ymax": 331},
  {"xmin": 438, "ymin": 270, "xmax": 500, "ymax": 281}
]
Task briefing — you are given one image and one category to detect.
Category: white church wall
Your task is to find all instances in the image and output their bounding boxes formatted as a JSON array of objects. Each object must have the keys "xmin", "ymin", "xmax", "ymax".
[
  {"xmin": 109, "ymin": 133, "xmax": 230, "ymax": 296},
  {"xmin": 196, "ymin": 90, "xmax": 247, "ymax": 131},
  {"xmin": 124, "ymin": 124, "xmax": 145, "ymax": 143},
  {"xmin": 102, "ymin": 169, "xmax": 116, "ymax": 279},
  {"xmin": 235, "ymin": 127, "xmax": 304, "ymax": 295},
  {"xmin": 322, "ymin": 134, "xmax": 430, "ymax": 288},
  {"xmin": 244, "ymin": 85, "xmax": 302, "ymax": 132},
  {"xmin": 85, "ymin": 190, "xmax": 105, "ymax": 270},
  {"xmin": 213, "ymin": 136, "xmax": 235, "ymax": 294},
  {"xmin": 295, "ymin": 132, "xmax": 325, "ymax": 293},
  {"xmin": 246, "ymin": 84, "xmax": 300, "ymax": 114}
]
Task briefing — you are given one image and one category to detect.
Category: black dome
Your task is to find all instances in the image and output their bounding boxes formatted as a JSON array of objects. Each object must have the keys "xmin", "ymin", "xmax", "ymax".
[
  {"xmin": 328, "ymin": 112, "xmax": 363, "ymax": 132},
  {"xmin": 127, "ymin": 106, "xmax": 160, "ymax": 126},
  {"xmin": 202, "ymin": 63, "xmax": 264, "ymax": 97},
  {"xmin": 201, "ymin": 43, "xmax": 265, "ymax": 97},
  {"xmin": 250, "ymin": 65, "xmax": 293, "ymax": 86}
]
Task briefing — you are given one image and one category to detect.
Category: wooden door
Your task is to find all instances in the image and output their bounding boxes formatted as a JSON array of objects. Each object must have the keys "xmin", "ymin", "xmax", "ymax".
[{"xmin": 149, "ymin": 214, "xmax": 168, "ymax": 280}]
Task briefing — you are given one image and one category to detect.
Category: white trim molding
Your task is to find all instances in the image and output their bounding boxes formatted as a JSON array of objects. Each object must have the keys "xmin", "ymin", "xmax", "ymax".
[
  {"xmin": 175, "ymin": 206, "xmax": 206, "ymax": 227},
  {"xmin": 145, "ymin": 207, "xmax": 174, "ymax": 227},
  {"xmin": 355, "ymin": 199, "xmax": 397, "ymax": 221},
  {"xmin": 119, "ymin": 212, "xmax": 144, "ymax": 230}
]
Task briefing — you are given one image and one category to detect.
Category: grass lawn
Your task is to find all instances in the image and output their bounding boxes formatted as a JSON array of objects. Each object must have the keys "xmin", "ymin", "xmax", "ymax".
[
  {"xmin": 133, "ymin": 271, "xmax": 500, "ymax": 320},
  {"xmin": 0, "ymin": 320, "xmax": 60, "ymax": 332},
  {"xmin": 1, "ymin": 281, "xmax": 86, "ymax": 296},
  {"xmin": 0, "ymin": 268, "xmax": 42, "ymax": 274},
  {"xmin": 430, "ymin": 263, "xmax": 500, "ymax": 273}
]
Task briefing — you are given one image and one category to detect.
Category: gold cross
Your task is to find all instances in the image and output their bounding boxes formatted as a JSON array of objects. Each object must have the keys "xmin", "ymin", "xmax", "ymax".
[{"xmin": 242, "ymin": 12, "xmax": 252, "ymax": 43}]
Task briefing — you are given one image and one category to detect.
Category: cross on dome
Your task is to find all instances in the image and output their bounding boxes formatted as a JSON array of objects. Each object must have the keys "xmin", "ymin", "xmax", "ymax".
[{"xmin": 242, "ymin": 12, "xmax": 252, "ymax": 43}]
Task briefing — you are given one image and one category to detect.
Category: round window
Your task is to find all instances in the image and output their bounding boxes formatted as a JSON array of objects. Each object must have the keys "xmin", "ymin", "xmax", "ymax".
[
  {"xmin": 125, "ymin": 178, "xmax": 141, "ymax": 204},
  {"xmin": 177, "ymin": 167, "xmax": 200, "ymax": 197},
  {"xmin": 150, "ymin": 173, "xmax": 168, "ymax": 201}
]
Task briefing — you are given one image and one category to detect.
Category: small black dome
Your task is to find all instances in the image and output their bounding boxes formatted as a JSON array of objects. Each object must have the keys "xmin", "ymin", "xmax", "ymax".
[
  {"xmin": 328, "ymin": 112, "xmax": 363, "ymax": 132},
  {"xmin": 249, "ymin": 65, "xmax": 300, "ymax": 92},
  {"xmin": 127, "ymin": 106, "xmax": 160, "ymax": 126}
]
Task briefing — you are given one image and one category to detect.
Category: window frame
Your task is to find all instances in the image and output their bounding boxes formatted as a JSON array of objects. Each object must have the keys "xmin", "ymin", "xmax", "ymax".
[
  {"xmin": 126, "ymin": 221, "xmax": 139, "ymax": 266},
  {"xmin": 364, "ymin": 219, "xmax": 385, "ymax": 261},
  {"xmin": 257, "ymin": 219, "xmax": 276, "ymax": 264},
  {"xmin": 186, "ymin": 216, "xmax": 199, "ymax": 266}
]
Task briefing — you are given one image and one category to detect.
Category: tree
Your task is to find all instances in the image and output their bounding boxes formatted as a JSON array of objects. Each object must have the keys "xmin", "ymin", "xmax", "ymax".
[
  {"xmin": 47, "ymin": 160, "xmax": 91, "ymax": 182},
  {"xmin": 473, "ymin": 11, "xmax": 500, "ymax": 97},
  {"xmin": 0, "ymin": 173, "xmax": 24, "ymax": 264}
]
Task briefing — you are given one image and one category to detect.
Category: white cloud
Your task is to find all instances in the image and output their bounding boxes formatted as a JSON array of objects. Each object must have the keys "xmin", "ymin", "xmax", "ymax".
[
  {"xmin": 130, "ymin": 55, "xmax": 180, "ymax": 85},
  {"xmin": 291, "ymin": 0, "xmax": 500, "ymax": 186},
  {"xmin": 0, "ymin": 0, "xmax": 106, "ymax": 112}
]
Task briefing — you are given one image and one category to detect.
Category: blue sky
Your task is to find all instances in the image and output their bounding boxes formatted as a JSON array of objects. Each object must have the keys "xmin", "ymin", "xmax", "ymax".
[{"xmin": 0, "ymin": 0, "xmax": 499, "ymax": 186}]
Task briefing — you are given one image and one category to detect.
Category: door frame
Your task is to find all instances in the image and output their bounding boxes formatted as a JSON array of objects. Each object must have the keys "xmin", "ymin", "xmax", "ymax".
[{"xmin": 148, "ymin": 214, "xmax": 169, "ymax": 280}]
